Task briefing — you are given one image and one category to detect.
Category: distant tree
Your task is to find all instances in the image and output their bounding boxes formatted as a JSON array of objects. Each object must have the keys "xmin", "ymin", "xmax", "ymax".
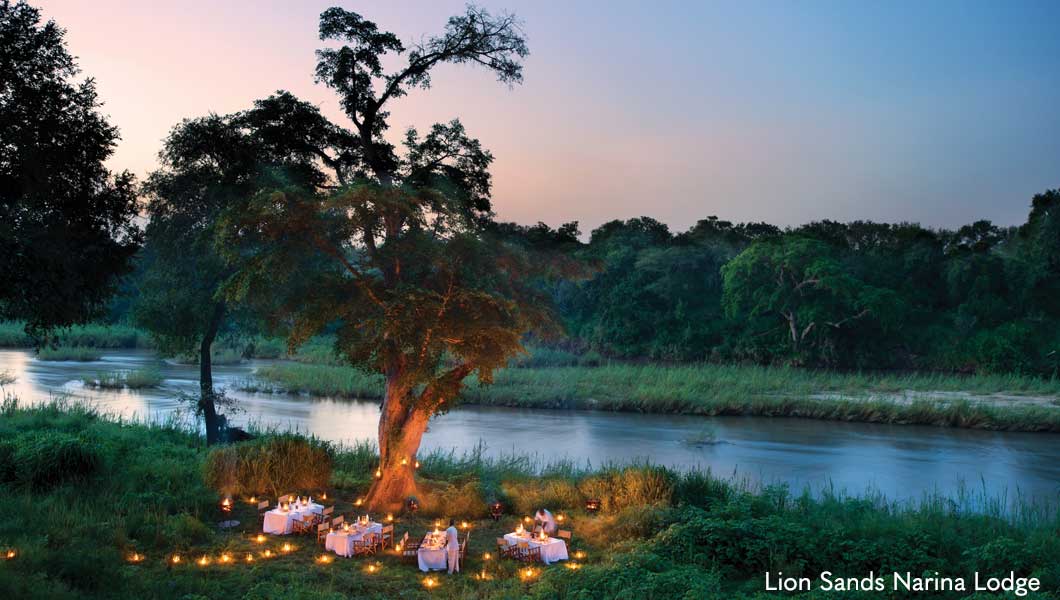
[
  {"xmin": 0, "ymin": 0, "xmax": 141, "ymax": 337},
  {"xmin": 218, "ymin": 6, "xmax": 566, "ymax": 510},
  {"xmin": 722, "ymin": 236, "xmax": 899, "ymax": 364}
]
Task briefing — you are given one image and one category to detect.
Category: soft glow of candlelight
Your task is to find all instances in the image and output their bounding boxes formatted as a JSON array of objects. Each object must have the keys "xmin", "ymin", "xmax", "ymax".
[
  {"xmin": 249, "ymin": 496, "xmax": 256, "ymax": 503},
  {"xmin": 460, "ymin": 521, "xmax": 469, "ymax": 529},
  {"xmin": 374, "ymin": 468, "xmax": 382, "ymax": 478},
  {"xmin": 574, "ymin": 550, "xmax": 586, "ymax": 560},
  {"xmin": 386, "ymin": 513, "xmax": 394, "ymax": 522},
  {"xmin": 255, "ymin": 534, "xmax": 266, "ymax": 543},
  {"xmin": 355, "ymin": 498, "xmax": 363, "ymax": 506},
  {"xmin": 282, "ymin": 543, "xmax": 292, "ymax": 553},
  {"xmin": 221, "ymin": 497, "xmax": 232, "ymax": 512},
  {"xmin": 197, "ymin": 556, "xmax": 210, "ymax": 566},
  {"xmin": 4, "ymin": 550, "xmax": 15, "ymax": 560},
  {"xmin": 316, "ymin": 554, "xmax": 332, "ymax": 564},
  {"xmin": 522, "ymin": 567, "xmax": 536, "ymax": 579},
  {"xmin": 483, "ymin": 552, "xmax": 491, "ymax": 560},
  {"xmin": 321, "ymin": 492, "xmax": 327, "ymax": 500},
  {"xmin": 263, "ymin": 549, "xmax": 273, "ymax": 558},
  {"xmin": 394, "ymin": 543, "xmax": 402, "ymax": 552},
  {"xmin": 565, "ymin": 561, "xmax": 581, "ymax": 570},
  {"xmin": 401, "ymin": 457, "xmax": 408, "ymax": 466},
  {"xmin": 414, "ymin": 460, "xmax": 420, "ymax": 469},
  {"xmin": 423, "ymin": 576, "xmax": 437, "ymax": 589},
  {"xmin": 220, "ymin": 553, "xmax": 232, "ymax": 563},
  {"xmin": 171, "ymin": 554, "xmax": 181, "ymax": 564},
  {"xmin": 128, "ymin": 552, "xmax": 143, "ymax": 563},
  {"xmin": 245, "ymin": 553, "xmax": 254, "ymax": 562},
  {"xmin": 556, "ymin": 514, "xmax": 565, "ymax": 522},
  {"xmin": 523, "ymin": 516, "xmax": 532, "ymax": 524},
  {"xmin": 366, "ymin": 563, "xmax": 378, "ymax": 573}
]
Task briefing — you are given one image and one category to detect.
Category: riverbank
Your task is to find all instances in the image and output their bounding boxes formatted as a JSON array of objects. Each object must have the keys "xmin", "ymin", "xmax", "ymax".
[
  {"xmin": 0, "ymin": 401, "xmax": 1057, "ymax": 599},
  {"xmin": 247, "ymin": 361, "xmax": 1060, "ymax": 432}
]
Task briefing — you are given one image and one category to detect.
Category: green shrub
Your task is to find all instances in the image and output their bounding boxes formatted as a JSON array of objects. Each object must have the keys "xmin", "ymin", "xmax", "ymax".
[
  {"xmin": 162, "ymin": 513, "xmax": 214, "ymax": 546},
  {"xmin": 13, "ymin": 431, "xmax": 102, "ymax": 489},
  {"xmin": 203, "ymin": 435, "xmax": 332, "ymax": 497},
  {"xmin": 37, "ymin": 346, "xmax": 102, "ymax": 361},
  {"xmin": 578, "ymin": 465, "xmax": 675, "ymax": 513}
]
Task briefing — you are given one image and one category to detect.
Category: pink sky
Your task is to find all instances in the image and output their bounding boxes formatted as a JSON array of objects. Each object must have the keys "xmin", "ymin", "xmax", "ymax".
[{"xmin": 36, "ymin": 0, "xmax": 1060, "ymax": 233}]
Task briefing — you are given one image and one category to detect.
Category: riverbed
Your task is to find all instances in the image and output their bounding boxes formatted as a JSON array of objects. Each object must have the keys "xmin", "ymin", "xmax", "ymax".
[{"xmin": 2, "ymin": 349, "xmax": 1057, "ymax": 508}]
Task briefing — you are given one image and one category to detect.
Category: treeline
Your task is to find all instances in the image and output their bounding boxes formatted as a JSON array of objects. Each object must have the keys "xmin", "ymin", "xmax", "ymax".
[{"xmin": 500, "ymin": 189, "xmax": 1060, "ymax": 374}]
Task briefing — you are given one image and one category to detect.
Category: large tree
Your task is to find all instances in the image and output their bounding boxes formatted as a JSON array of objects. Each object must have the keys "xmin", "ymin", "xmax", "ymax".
[
  {"xmin": 220, "ymin": 6, "xmax": 559, "ymax": 510},
  {"xmin": 136, "ymin": 95, "xmax": 346, "ymax": 444},
  {"xmin": 0, "ymin": 0, "xmax": 141, "ymax": 337}
]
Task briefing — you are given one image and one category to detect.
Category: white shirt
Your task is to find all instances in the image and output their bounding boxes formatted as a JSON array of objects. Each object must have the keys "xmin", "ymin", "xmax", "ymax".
[
  {"xmin": 445, "ymin": 526, "xmax": 459, "ymax": 550},
  {"xmin": 535, "ymin": 509, "xmax": 557, "ymax": 535}
]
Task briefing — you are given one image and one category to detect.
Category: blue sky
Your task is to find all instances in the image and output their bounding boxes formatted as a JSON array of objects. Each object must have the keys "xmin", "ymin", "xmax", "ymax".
[{"xmin": 38, "ymin": 0, "xmax": 1060, "ymax": 233}]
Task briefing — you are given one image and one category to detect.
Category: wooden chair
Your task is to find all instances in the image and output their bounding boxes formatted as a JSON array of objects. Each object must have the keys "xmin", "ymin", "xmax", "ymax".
[
  {"xmin": 400, "ymin": 532, "xmax": 420, "ymax": 563},
  {"xmin": 379, "ymin": 524, "xmax": 394, "ymax": 550},
  {"xmin": 354, "ymin": 533, "xmax": 378, "ymax": 557},
  {"xmin": 496, "ymin": 537, "xmax": 515, "ymax": 559},
  {"xmin": 278, "ymin": 494, "xmax": 292, "ymax": 504},
  {"xmin": 459, "ymin": 531, "xmax": 470, "ymax": 561},
  {"xmin": 292, "ymin": 513, "xmax": 313, "ymax": 535},
  {"xmin": 322, "ymin": 506, "xmax": 334, "ymax": 520},
  {"xmin": 515, "ymin": 541, "xmax": 540, "ymax": 563},
  {"xmin": 557, "ymin": 529, "xmax": 572, "ymax": 544},
  {"xmin": 316, "ymin": 522, "xmax": 330, "ymax": 545},
  {"xmin": 331, "ymin": 515, "xmax": 344, "ymax": 528}
]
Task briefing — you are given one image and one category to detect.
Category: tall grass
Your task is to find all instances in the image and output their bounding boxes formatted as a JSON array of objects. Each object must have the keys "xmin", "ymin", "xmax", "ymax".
[
  {"xmin": 36, "ymin": 346, "xmax": 102, "ymax": 361},
  {"xmin": 1, "ymin": 401, "xmax": 1057, "ymax": 599},
  {"xmin": 249, "ymin": 361, "xmax": 1060, "ymax": 431},
  {"xmin": 82, "ymin": 367, "xmax": 164, "ymax": 390},
  {"xmin": 0, "ymin": 321, "xmax": 151, "ymax": 349}
]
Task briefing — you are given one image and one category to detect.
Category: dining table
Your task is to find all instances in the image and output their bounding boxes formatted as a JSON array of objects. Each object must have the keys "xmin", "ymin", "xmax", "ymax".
[
  {"xmin": 503, "ymin": 530, "xmax": 569, "ymax": 565},
  {"xmin": 325, "ymin": 521, "xmax": 383, "ymax": 557},
  {"xmin": 417, "ymin": 531, "xmax": 449, "ymax": 572},
  {"xmin": 262, "ymin": 501, "xmax": 323, "ymax": 535}
]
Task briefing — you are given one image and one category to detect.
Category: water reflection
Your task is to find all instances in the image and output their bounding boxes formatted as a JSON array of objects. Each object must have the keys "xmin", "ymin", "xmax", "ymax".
[{"xmin": 1, "ymin": 349, "xmax": 1058, "ymax": 507}]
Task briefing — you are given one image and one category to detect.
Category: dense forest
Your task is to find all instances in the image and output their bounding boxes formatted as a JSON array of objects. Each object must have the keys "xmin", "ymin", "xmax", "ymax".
[
  {"xmin": 95, "ymin": 189, "xmax": 1060, "ymax": 377},
  {"xmin": 497, "ymin": 191, "xmax": 1060, "ymax": 374}
]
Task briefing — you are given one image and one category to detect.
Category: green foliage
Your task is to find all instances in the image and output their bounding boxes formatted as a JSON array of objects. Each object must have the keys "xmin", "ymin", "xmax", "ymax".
[
  {"xmin": 36, "ymin": 345, "xmax": 102, "ymax": 361},
  {"xmin": 83, "ymin": 366, "xmax": 163, "ymax": 389},
  {"xmin": 2, "ymin": 402, "xmax": 1059, "ymax": 599},
  {"xmin": 8, "ymin": 431, "xmax": 102, "ymax": 489},
  {"xmin": 203, "ymin": 435, "xmax": 333, "ymax": 497},
  {"xmin": 0, "ymin": 1, "xmax": 141, "ymax": 336},
  {"xmin": 0, "ymin": 321, "xmax": 151, "ymax": 348}
]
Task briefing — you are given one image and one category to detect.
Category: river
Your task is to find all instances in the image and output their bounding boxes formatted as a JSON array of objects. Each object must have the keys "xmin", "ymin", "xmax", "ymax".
[{"xmin": 2, "ymin": 349, "xmax": 1058, "ymax": 508}]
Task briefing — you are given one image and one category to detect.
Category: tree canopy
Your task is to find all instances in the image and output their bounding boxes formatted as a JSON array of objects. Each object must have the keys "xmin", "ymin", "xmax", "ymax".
[{"xmin": 0, "ymin": 0, "xmax": 141, "ymax": 338}]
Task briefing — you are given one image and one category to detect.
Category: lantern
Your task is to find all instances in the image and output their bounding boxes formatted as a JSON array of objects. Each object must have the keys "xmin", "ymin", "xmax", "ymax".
[
  {"xmin": 585, "ymin": 498, "xmax": 601, "ymax": 513},
  {"xmin": 255, "ymin": 534, "xmax": 266, "ymax": 543},
  {"xmin": 171, "ymin": 554, "xmax": 181, "ymax": 564},
  {"xmin": 355, "ymin": 498, "xmax": 364, "ymax": 507},
  {"xmin": 556, "ymin": 514, "xmax": 565, "ymax": 523},
  {"xmin": 386, "ymin": 513, "xmax": 394, "ymax": 522},
  {"xmin": 406, "ymin": 497, "xmax": 420, "ymax": 512},
  {"xmin": 460, "ymin": 521, "xmax": 469, "ymax": 529},
  {"xmin": 414, "ymin": 460, "xmax": 420, "ymax": 469},
  {"xmin": 245, "ymin": 553, "xmax": 254, "ymax": 563},
  {"xmin": 401, "ymin": 457, "xmax": 408, "ymax": 466},
  {"xmin": 197, "ymin": 556, "xmax": 210, "ymax": 566},
  {"xmin": 263, "ymin": 549, "xmax": 273, "ymax": 558},
  {"xmin": 282, "ymin": 543, "xmax": 292, "ymax": 553},
  {"xmin": 489, "ymin": 501, "xmax": 503, "ymax": 521},
  {"xmin": 423, "ymin": 576, "xmax": 437, "ymax": 589},
  {"xmin": 374, "ymin": 468, "xmax": 382, "ymax": 478},
  {"xmin": 220, "ymin": 553, "xmax": 232, "ymax": 564},
  {"xmin": 316, "ymin": 554, "xmax": 332, "ymax": 564},
  {"xmin": 128, "ymin": 552, "xmax": 144, "ymax": 563},
  {"xmin": 221, "ymin": 497, "xmax": 232, "ymax": 513}
]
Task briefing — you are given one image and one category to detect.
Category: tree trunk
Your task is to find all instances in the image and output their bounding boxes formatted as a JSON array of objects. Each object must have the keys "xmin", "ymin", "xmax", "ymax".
[
  {"xmin": 199, "ymin": 303, "xmax": 225, "ymax": 445},
  {"xmin": 364, "ymin": 374, "xmax": 428, "ymax": 513}
]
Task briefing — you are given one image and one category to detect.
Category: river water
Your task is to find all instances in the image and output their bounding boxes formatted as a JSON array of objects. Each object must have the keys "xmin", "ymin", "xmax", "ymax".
[{"xmin": 2, "ymin": 349, "xmax": 1058, "ymax": 508}]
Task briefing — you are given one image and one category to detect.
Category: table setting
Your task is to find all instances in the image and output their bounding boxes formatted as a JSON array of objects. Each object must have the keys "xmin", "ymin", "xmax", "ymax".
[
  {"xmin": 324, "ymin": 515, "xmax": 383, "ymax": 557},
  {"xmin": 262, "ymin": 496, "xmax": 323, "ymax": 535},
  {"xmin": 503, "ymin": 523, "xmax": 569, "ymax": 565},
  {"xmin": 416, "ymin": 529, "xmax": 449, "ymax": 572}
]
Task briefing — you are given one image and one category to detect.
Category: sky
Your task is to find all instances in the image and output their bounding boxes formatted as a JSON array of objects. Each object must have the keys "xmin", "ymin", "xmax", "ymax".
[{"xmin": 35, "ymin": 0, "xmax": 1060, "ymax": 235}]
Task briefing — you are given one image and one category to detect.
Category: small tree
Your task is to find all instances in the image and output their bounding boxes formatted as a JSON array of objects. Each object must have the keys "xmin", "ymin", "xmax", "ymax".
[{"xmin": 220, "ymin": 6, "xmax": 573, "ymax": 510}]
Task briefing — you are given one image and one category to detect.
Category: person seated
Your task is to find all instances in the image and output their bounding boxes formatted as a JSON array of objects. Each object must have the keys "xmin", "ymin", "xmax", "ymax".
[{"xmin": 534, "ymin": 508, "xmax": 557, "ymax": 536}]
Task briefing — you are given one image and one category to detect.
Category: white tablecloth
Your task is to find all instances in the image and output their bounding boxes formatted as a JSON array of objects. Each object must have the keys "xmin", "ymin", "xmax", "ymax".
[
  {"xmin": 325, "ymin": 522, "xmax": 383, "ymax": 557},
  {"xmin": 417, "ymin": 533, "xmax": 449, "ymax": 572},
  {"xmin": 504, "ymin": 532, "xmax": 569, "ymax": 565},
  {"xmin": 262, "ymin": 502, "xmax": 323, "ymax": 535}
]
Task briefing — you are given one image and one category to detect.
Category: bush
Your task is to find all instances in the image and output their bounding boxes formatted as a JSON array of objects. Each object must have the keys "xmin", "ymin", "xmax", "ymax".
[
  {"xmin": 13, "ymin": 431, "xmax": 103, "ymax": 489},
  {"xmin": 203, "ymin": 435, "xmax": 332, "ymax": 497},
  {"xmin": 162, "ymin": 513, "xmax": 214, "ymax": 547},
  {"xmin": 578, "ymin": 465, "xmax": 675, "ymax": 513},
  {"xmin": 36, "ymin": 346, "xmax": 102, "ymax": 361}
]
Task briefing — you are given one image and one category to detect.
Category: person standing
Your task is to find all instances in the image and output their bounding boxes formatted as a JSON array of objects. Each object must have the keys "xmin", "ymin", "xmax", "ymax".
[
  {"xmin": 445, "ymin": 519, "xmax": 460, "ymax": 574},
  {"xmin": 534, "ymin": 508, "xmax": 557, "ymax": 536}
]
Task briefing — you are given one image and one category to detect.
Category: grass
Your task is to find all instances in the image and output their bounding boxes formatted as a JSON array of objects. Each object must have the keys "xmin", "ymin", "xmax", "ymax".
[
  {"xmin": 82, "ymin": 367, "xmax": 164, "ymax": 390},
  {"xmin": 35, "ymin": 346, "xmax": 103, "ymax": 362},
  {"xmin": 0, "ymin": 400, "xmax": 1057, "ymax": 599},
  {"xmin": 247, "ymin": 361, "xmax": 1060, "ymax": 432},
  {"xmin": 0, "ymin": 321, "xmax": 151, "ymax": 349}
]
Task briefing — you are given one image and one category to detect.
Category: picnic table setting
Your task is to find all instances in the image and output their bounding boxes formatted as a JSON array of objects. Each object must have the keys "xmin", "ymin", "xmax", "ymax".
[
  {"xmin": 502, "ymin": 522, "xmax": 569, "ymax": 565},
  {"xmin": 262, "ymin": 496, "xmax": 323, "ymax": 535},
  {"xmin": 325, "ymin": 515, "xmax": 384, "ymax": 557},
  {"xmin": 416, "ymin": 528, "xmax": 451, "ymax": 572}
]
